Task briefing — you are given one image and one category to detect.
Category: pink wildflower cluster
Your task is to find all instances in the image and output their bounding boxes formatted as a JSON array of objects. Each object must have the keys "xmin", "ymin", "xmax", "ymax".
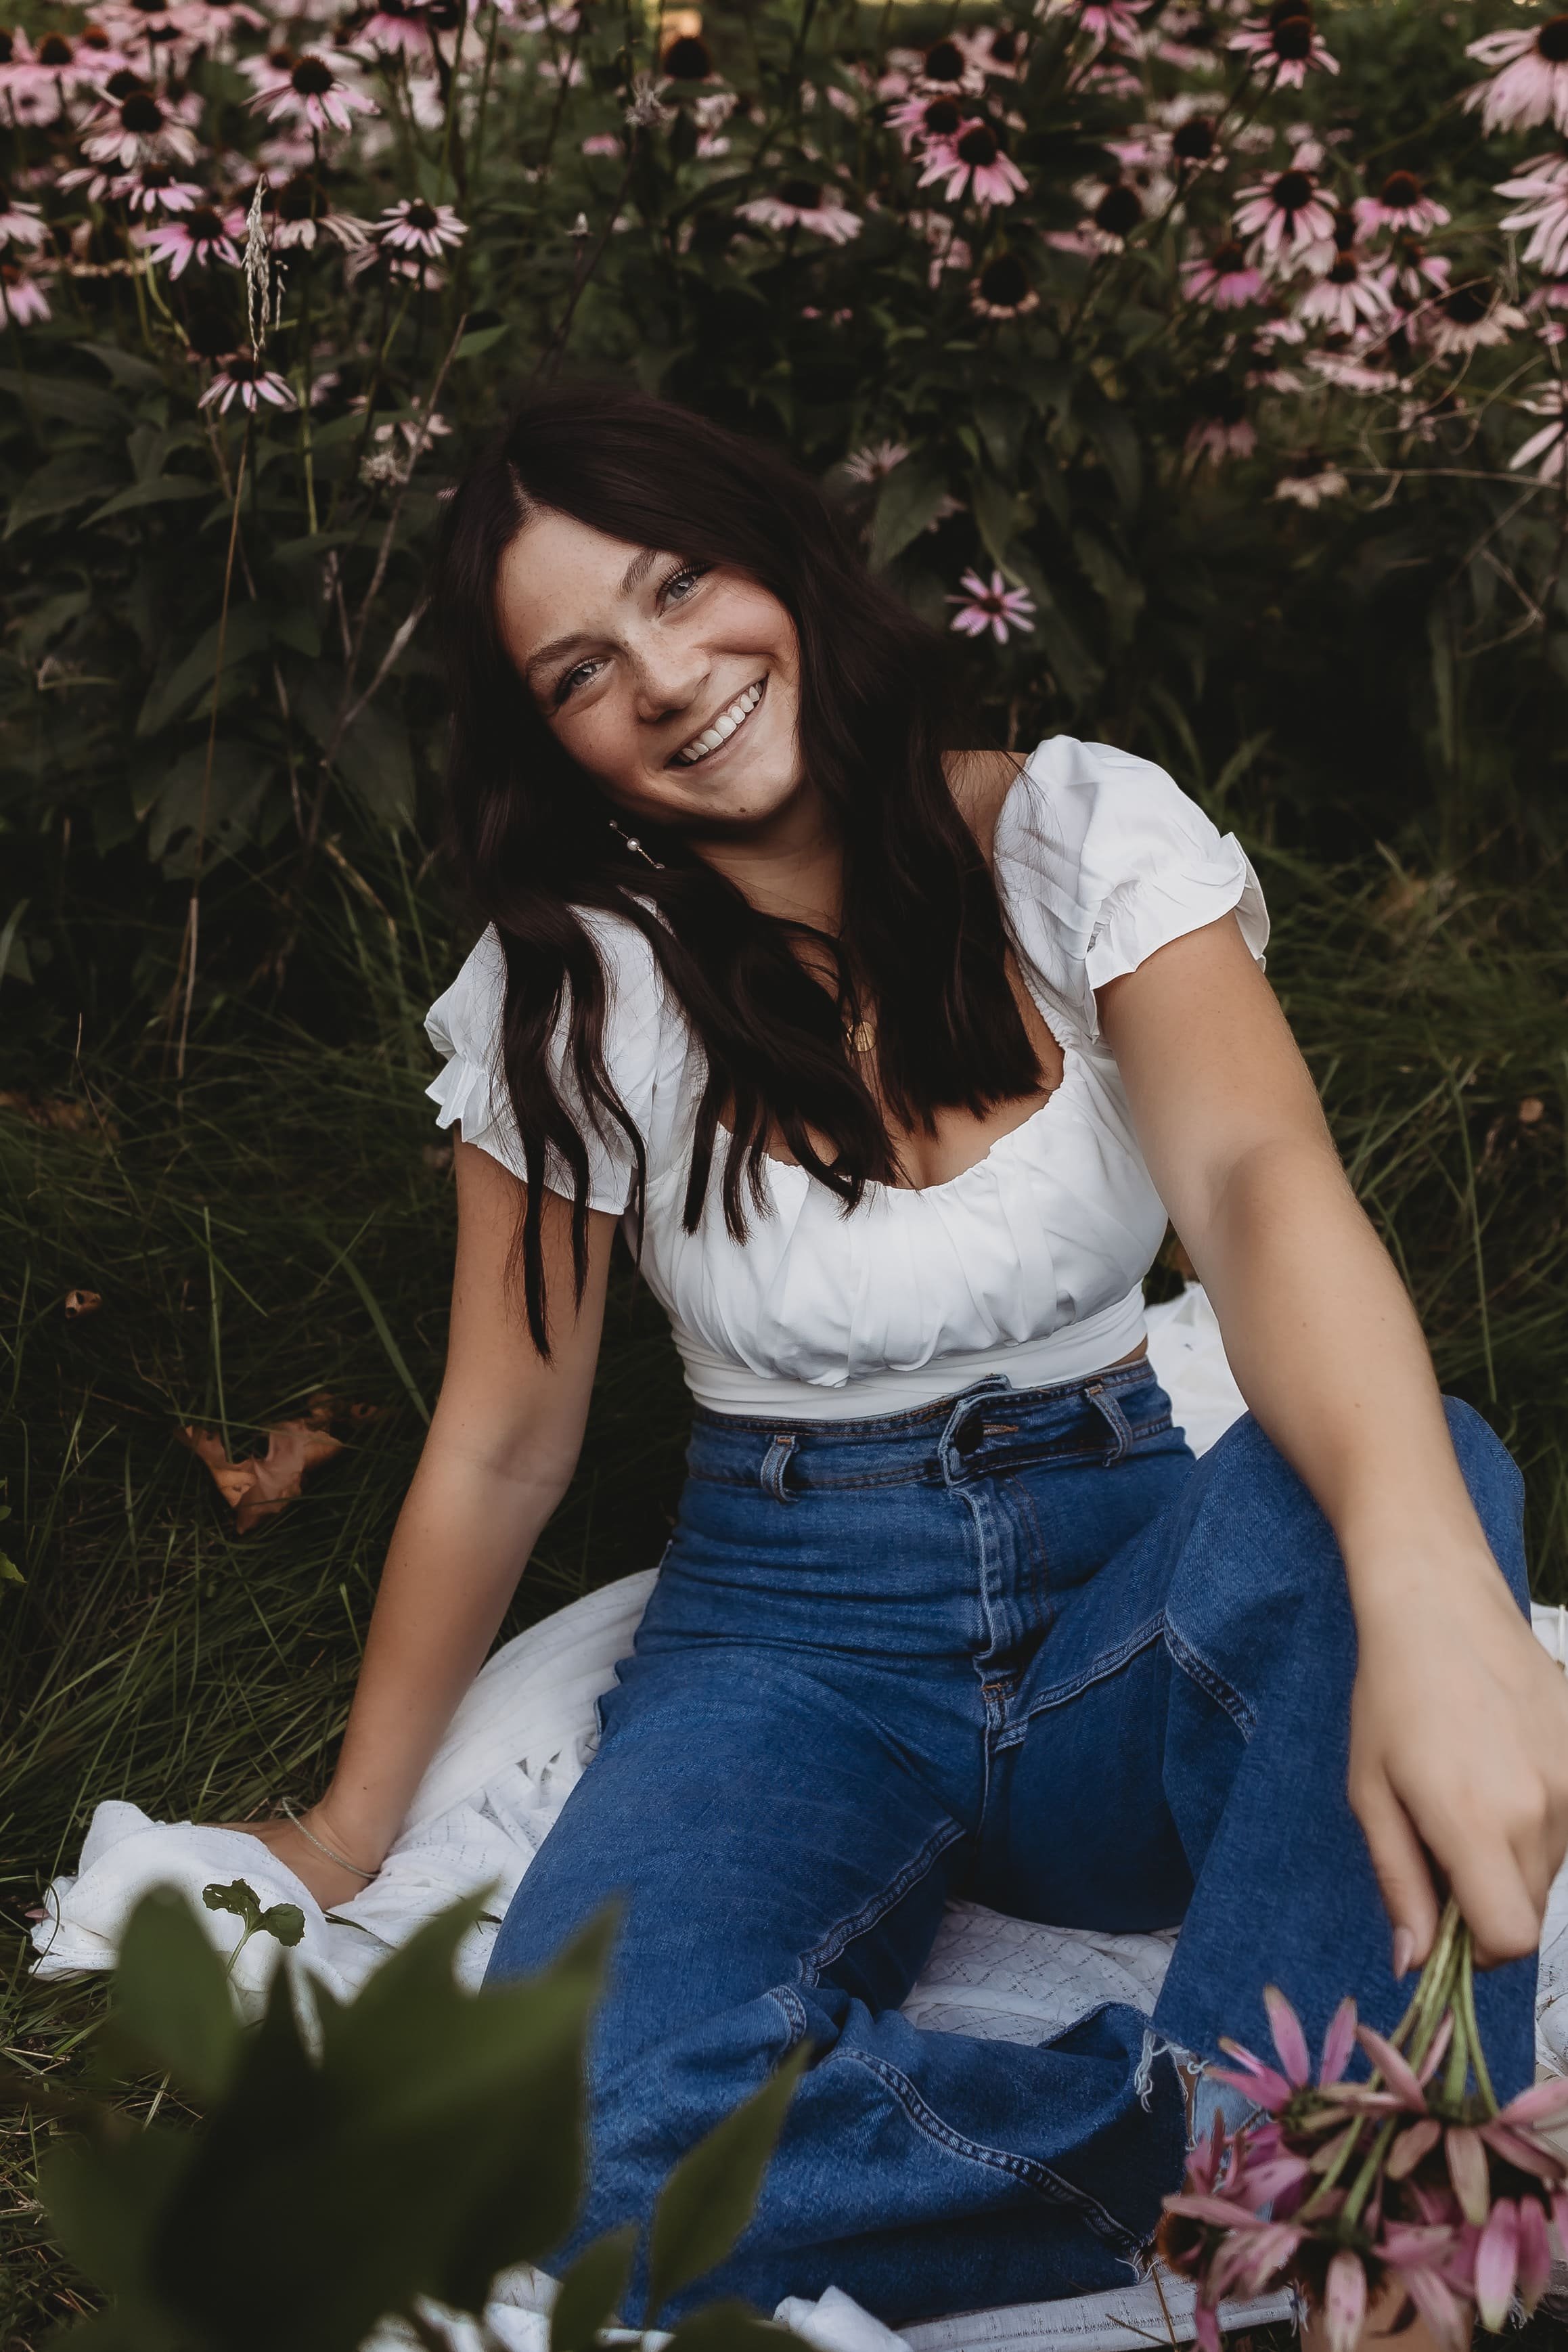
[{"xmin": 1161, "ymin": 1913, "xmax": 1568, "ymax": 2352}]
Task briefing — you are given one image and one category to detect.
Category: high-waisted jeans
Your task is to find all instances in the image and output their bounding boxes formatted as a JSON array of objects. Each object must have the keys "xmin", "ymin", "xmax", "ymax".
[{"xmin": 486, "ymin": 1363, "xmax": 1536, "ymax": 2327}]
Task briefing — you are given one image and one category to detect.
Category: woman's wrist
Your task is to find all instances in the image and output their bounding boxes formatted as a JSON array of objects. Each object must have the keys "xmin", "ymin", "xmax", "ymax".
[{"xmin": 305, "ymin": 1792, "xmax": 395, "ymax": 1875}]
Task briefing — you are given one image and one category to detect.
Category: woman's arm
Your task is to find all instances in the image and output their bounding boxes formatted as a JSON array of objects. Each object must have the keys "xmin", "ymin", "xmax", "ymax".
[
  {"xmin": 230, "ymin": 1140, "xmax": 619, "ymax": 1908},
  {"xmin": 1099, "ymin": 916, "xmax": 1568, "ymax": 1971}
]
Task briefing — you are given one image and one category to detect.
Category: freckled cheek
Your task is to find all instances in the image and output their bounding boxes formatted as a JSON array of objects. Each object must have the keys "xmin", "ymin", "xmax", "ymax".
[{"xmin": 556, "ymin": 690, "xmax": 642, "ymax": 787}]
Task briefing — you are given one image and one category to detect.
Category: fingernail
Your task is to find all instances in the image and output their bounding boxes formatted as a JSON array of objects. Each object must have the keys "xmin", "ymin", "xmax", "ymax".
[{"xmin": 1392, "ymin": 1927, "xmax": 1415, "ymax": 1978}]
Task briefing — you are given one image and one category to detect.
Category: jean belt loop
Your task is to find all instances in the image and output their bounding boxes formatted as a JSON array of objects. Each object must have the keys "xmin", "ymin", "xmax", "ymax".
[
  {"xmin": 760, "ymin": 1432, "xmax": 799, "ymax": 1504},
  {"xmin": 1084, "ymin": 1379, "xmax": 1135, "ymax": 1465}
]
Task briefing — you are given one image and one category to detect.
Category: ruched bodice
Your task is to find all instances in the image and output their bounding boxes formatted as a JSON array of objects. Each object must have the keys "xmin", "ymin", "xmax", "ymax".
[{"xmin": 424, "ymin": 738, "xmax": 1268, "ymax": 1417}]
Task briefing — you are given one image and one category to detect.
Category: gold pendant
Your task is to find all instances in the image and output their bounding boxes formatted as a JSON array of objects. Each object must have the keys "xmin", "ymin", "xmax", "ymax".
[{"xmin": 845, "ymin": 1021, "xmax": 876, "ymax": 1056}]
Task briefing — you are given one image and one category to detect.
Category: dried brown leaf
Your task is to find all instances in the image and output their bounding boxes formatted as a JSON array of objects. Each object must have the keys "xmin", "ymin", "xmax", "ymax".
[
  {"xmin": 64, "ymin": 1289, "xmax": 102, "ymax": 1318},
  {"xmin": 177, "ymin": 1419, "xmax": 346, "ymax": 1533}
]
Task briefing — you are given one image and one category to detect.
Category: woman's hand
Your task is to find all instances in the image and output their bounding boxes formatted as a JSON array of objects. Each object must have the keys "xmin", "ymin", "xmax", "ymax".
[
  {"xmin": 213, "ymin": 1810, "xmax": 380, "ymax": 1914},
  {"xmin": 1348, "ymin": 1553, "xmax": 1568, "ymax": 1971}
]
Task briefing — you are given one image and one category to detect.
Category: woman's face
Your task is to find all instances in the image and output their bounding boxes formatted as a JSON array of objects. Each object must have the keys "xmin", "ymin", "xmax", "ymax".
[{"xmin": 496, "ymin": 508, "xmax": 804, "ymax": 838}]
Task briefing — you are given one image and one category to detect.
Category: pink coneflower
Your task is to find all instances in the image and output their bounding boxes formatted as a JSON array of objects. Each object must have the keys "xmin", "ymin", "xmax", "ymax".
[
  {"xmin": 843, "ymin": 439, "xmax": 910, "ymax": 483},
  {"xmin": 79, "ymin": 83, "xmax": 204, "ymax": 168},
  {"xmin": 1229, "ymin": 1, "xmax": 1339, "ymax": 89},
  {"xmin": 885, "ymin": 90, "xmax": 966, "ymax": 154},
  {"xmin": 952, "ymin": 25, "xmax": 1027, "ymax": 80},
  {"xmin": 0, "ymin": 179, "xmax": 45, "ymax": 248},
  {"xmin": 376, "ymin": 196, "xmax": 465, "ymax": 257},
  {"xmin": 1353, "ymin": 168, "xmax": 1448, "ymax": 240},
  {"xmin": 1271, "ymin": 454, "xmax": 1348, "ymax": 506},
  {"xmin": 141, "ymin": 200, "xmax": 244, "ymax": 274},
  {"xmin": 1182, "ymin": 239, "xmax": 1264, "ymax": 308},
  {"xmin": 355, "ymin": 0, "xmax": 433, "ymax": 55},
  {"xmin": 199, "ymin": 349, "xmax": 297, "ymax": 412},
  {"xmin": 947, "ymin": 568, "xmax": 1036, "ymax": 644},
  {"xmin": 918, "ymin": 122, "xmax": 1028, "ymax": 208},
  {"xmin": 970, "ymin": 250, "xmax": 1039, "ymax": 317},
  {"xmin": 0, "ymin": 262, "xmax": 50, "ymax": 323},
  {"xmin": 1421, "ymin": 278, "xmax": 1527, "ymax": 355},
  {"xmin": 1307, "ymin": 343, "xmax": 1398, "ymax": 395},
  {"xmin": 1079, "ymin": 178, "xmax": 1146, "ymax": 248},
  {"xmin": 1234, "ymin": 159, "xmax": 1337, "ymax": 275},
  {"xmin": 581, "ymin": 131, "xmax": 621, "ymax": 156},
  {"xmin": 908, "ymin": 207, "xmax": 971, "ymax": 288},
  {"xmin": 116, "ymin": 162, "xmax": 204, "ymax": 210},
  {"xmin": 271, "ymin": 175, "xmax": 369, "ymax": 249},
  {"xmin": 1295, "ymin": 250, "xmax": 1394, "ymax": 334},
  {"xmin": 1510, "ymin": 383, "xmax": 1568, "ymax": 480},
  {"xmin": 660, "ymin": 31, "xmax": 714, "ymax": 82},
  {"xmin": 1497, "ymin": 152, "xmax": 1568, "ymax": 277},
  {"xmin": 1167, "ymin": 112, "xmax": 1224, "ymax": 173},
  {"xmin": 908, "ymin": 37, "xmax": 986, "ymax": 96},
  {"xmin": 1374, "ymin": 239, "xmax": 1450, "ymax": 303},
  {"xmin": 1185, "ymin": 380, "xmax": 1256, "ymax": 466},
  {"xmin": 1037, "ymin": 0, "xmax": 1148, "ymax": 49},
  {"xmin": 245, "ymin": 46, "xmax": 376, "ymax": 135},
  {"xmin": 1464, "ymin": 18, "xmax": 1568, "ymax": 137},
  {"xmin": 736, "ymin": 180, "xmax": 862, "ymax": 242}
]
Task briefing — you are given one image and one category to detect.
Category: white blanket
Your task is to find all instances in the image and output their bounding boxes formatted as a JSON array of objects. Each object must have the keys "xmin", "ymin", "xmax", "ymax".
[{"xmin": 30, "ymin": 1287, "xmax": 1568, "ymax": 2350}]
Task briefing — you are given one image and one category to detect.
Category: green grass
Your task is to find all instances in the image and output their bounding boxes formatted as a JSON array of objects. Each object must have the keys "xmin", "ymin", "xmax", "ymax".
[{"xmin": 1, "ymin": 851, "xmax": 1565, "ymax": 2347}]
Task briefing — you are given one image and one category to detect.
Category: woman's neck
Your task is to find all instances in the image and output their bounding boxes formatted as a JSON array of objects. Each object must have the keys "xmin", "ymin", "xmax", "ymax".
[{"xmin": 686, "ymin": 773, "xmax": 843, "ymax": 933}]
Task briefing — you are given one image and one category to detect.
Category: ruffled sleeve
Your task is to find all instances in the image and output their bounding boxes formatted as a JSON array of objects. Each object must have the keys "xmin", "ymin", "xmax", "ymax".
[
  {"xmin": 995, "ymin": 736, "xmax": 1269, "ymax": 1044},
  {"xmin": 423, "ymin": 913, "xmax": 665, "ymax": 1214}
]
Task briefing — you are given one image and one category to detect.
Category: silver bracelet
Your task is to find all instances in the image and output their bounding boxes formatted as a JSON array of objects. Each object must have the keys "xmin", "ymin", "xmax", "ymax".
[{"xmin": 279, "ymin": 1799, "xmax": 378, "ymax": 1880}]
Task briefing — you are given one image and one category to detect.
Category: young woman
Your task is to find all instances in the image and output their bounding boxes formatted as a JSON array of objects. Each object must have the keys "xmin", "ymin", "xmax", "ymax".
[{"xmin": 240, "ymin": 386, "xmax": 1568, "ymax": 2329}]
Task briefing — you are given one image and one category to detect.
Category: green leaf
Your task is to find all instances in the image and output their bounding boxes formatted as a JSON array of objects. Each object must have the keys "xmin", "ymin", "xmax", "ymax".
[
  {"xmin": 456, "ymin": 324, "xmax": 510, "ymax": 359},
  {"xmin": 971, "ymin": 474, "xmax": 1023, "ymax": 573},
  {"xmin": 644, "ymin": 2046, "xmax": 807, "ymax": 2322},
  {"xmin": 270, "ymin": 609, "xmax": 321, "ymax": 659},
  {"xmin": 972, "ymin": 390, "xmax": 1029, "ymax": 478},
  {"xmin": 664, "ymin": 2299, "xmax": 799, "ymax": 2352},
  {"xmin": 335, "ymin": 696, "xmax": 418, "ymax": 830},
  {"xmin": 1083, "ymin": 403, "xmax": 1142, "ymax": 516},
  {"xmin": 78, "ymin": 340, "xmax": 167, "ymax": 392},
  {"xmin": 41, "ymin": 2125, "xmax": 197, "ymax": 2336},
  {"xmin": 868, "ymin": 460, "xmax": 949, "ymax": 570},
  {"xmin": 550, "ymin": 2223, "xmax": 638, "ymax": 2352},
  {"xmin": 107, "ymin": 1886, "xmax": 242, "ymax": 2100},
  {"xmin": 201, "ymin": 1880, "xmax": 263, "ymax": 1933},
  {"xmin": 257, "ymin": 1903, "xmax": 306, "ymax": 1949},
  {"xmin": 85, "ymin": 476, "xmax": 212, "ymax": 526},
  {"xmin": 0, "ymin": 368, "xmax": 128, "ymax": 432},
  {"xmin": 135, "ymin": 603, "xmax": 270, "ymax": 738},
  {"xmin": 133, "ymin": 740, "xmax": 275, "ymax": 874},
  {"xmin": 5, "ymin": 455, "xmax": 124, "ymax": 537}
]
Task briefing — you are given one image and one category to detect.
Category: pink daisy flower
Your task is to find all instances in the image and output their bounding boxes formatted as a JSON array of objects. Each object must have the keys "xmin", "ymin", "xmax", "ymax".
[
  {"xmin": 1271, "ymin": 455, "xmax": 1347, "ymax": 507},
  {"xmin": 947, "ymin": 568, "xmax": 1036, "ymax": 644},
  {"xmin": 1497, "ymin": 152, "xmax": 1568, "ymax": 277},
  {"xmin": 970, "ymin": 251, "xmax": 1039, "ymax": 317},
  {"xmin": 1374, "ymin": 240, "xmax": 1450, "ymax": 303},
  {"xmin": 271, "ymin": 177, "xmax": 369, "ymax": 250},
  {"xmin": 114, "ymin": 162, "xmax": 205, "ymax": 213},
  {"xmin": 199, "ymin": 349, "xmax": 297, "ymax": 413},
  {"xmin": 918, "ymin": 122, "xmax": 1029, "ymax": 208},
  {"xmin": 1509, "ymin": 382, "xmax": 1568, "ymax": 482},
  {"xmin": 581, "ymin": 132, "xmax": 621, "ymax": 156},
  {"xmin": 1186, "ymin": 381, "xmax": 1257, "ymax": 467},
  {"xmin": 905, "ymin": 37, "xmax": 985, "ymax": 97},
  {"xmin": 951, "ymin": 26, "xmax": 1028, "ymax": 81},
  {"xmin": 1353, "ymin": 168, "xmax": 1448, "ymax": 240},
  {"xmin": 0, "ymin": 179, "xmax": 45, "ymax": 248},
  {"xmin": 736, "ymin": 180, "xmax": 862, "ymax": 243},
  {"xmin": 141, "ymin": 200, "xmax": 244, "ymax": 275},
  {"xmin": 1295, "ymin": 250, "xmax": 1395, "ymax": 334},
  {"xmin": 1464, "ymin": 18, "xmax": 1568, "ymax": 137},
  {"xmin": 1182, "ymin": 239, "xmax": 1264, "ymax": 308},
  {"xmin": 1037, "ymin": 0, "xmax": 1148, "ymax": 49},
  {"xmin": 244, "ymin": 47, "xmax": 376, "ymax": 136},
  {"xmin": 376, "ymin": 196, "xmax": 465, "ymax": 257},
  {"xmin": 1420, "ymin": 278, "xmax": 1527, "ymax": 355},
  {"xmin": 355, "ymin": 0, "xmax": 433, "ymax": 56},
  {"xmin": 79, "ymin": 83, "xmax": 204, "ymax": 169},
  {"xmin": 1234, "ymin": 158, "xmax": 1337, "ymax": 275},
  {"xmin": 884, "ymin": 90, "xmax": 966, "ymax": 155},
  {"xmin": 0, "ymin": 262, "xmax": 50, "ymax": 324},
  {"xmin": 1229, "ymin": 2, "xmax": 1339, "ymax": 89},
  {"xmin": 843, "ymin": 440, "xmax": 910, "ymax": 483}
]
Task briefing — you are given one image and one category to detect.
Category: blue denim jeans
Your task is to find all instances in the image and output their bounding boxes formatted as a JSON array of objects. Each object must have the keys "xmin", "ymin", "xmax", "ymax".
[{"xmin": 486, "ymin": 1364, "xmax": 1536, "ymax": 2327}]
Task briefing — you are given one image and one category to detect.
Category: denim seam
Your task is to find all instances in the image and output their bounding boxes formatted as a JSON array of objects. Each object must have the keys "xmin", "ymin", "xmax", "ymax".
[
  {"xmin": 1016, "ymin": 1614, "xmax": 1167, "ymax": 1725},
  {"xmin": 799, "ymin": 1819, "xmax": 967, "ymax": 1984},
  {"xmin": 837, "ymin": 2047, "xmax": 1146, "ymax": 2257},
  {"xmin": 1163, "ymin": 1623, "xmax": 1257, "ymax": 1738},
  {"xmin": 765, "ymin": 1980, "xmax": 813, "ymax": 2051}
]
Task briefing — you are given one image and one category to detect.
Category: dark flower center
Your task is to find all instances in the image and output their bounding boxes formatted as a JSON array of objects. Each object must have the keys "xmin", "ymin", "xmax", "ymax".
[
  {"xmin": 186, "ymin": 206, "xmax": 223, "ymax": 239},
  {"xmin": 922, "ymin": 95, "xmax": 962, "ymax": 137},
  {"xmin": 1442, "ymin": 282, "xmax": 1490, "ymax": 326},
  {"xmin": 1332, "ymin": 208, "xmax": 1356, "ymax": 249},
  {"xmin": 404, "ymin": 199, "xmax": 438, "ymax": 229},
  {"xmin": 1095, "ymin": 182, "xmax": 1142, "ymax": 236},
  {"xmin": 1328, "ymin": 254, "xmax": 1359, "ymax": 283},
  {"xmin": 1172, "ymin": 116, "xmax": 1217, "ymax": 162},
  {"xmin": 276, "ymin": 175, "xmax": 316, "ymax": 220},
  {"xmin": 989, "ymin": 30, "xmax": 1020, "ymax": 64},
  {"xmin": 1210, "ymin": 239, "xmax": 1249, "ymax": 275},
  {"xmin": 1271, "ymin": 15, "xmax": 1314, "ymax": 59},
  {"xmin": 1380, "ymin": 169, "xmax": 1421, "ymax": 209},
  {"xmin": 663, "ymin": 33, "xmax": 711, "ymax": 79},
  {"xmin": 224, "ymin": 353, "xmax": 264, "ymax": 381},
  {"xmin": 956, "ymin": 122, "xmax": 998, "ymax": 166},
  {"xmin": 978, "ymin": 252, "xmax": 1029, "ymax": 306},
  {"xmin": 779, "ymin": 177, "xmax": 821, "ymax": 210},
  {"xmin": 106, "ymin": 66, "xmax": 143, "ymax": 95},
  {"xmin": 427, "ymin": 0, "xmax": 463, "ymax": 28},
  {"xmin": 266, "ymin": 44, "xmax": 294, "ymax": 66},
  {"xmin": 81, "ymin": 24, "xmax": 112, "ymax": 45},
  {"xmin": 1272, "ymin": 169, "xmax": 1314, "ymax": 212},
  {"xmin": 292, "ymin": 55, "xmax": 335, "ymax": 93},
  {"xmin": 37, "ymin": 32, "xmax": 74, "ymax": 62},
  {"xmin": 120, "ymin": 89, "xmax": 164, "ymax": 129},
  {"xmin": 924, "ymin": 39, "xmax": 964, "ymax": 82},
  {"xmin": 0, "ymin": 32, "xmax": 12, "ymax": 64},
  {"xmin": 1196, "ymin": 377, "xmax": 1247, "ymax": 427},
  {"xmin": 1539, "ymin": 16, "xmax": 1568, "ymax": 63}
]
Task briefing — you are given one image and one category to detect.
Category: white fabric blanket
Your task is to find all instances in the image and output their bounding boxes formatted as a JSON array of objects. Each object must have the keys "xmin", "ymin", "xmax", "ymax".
[{"xmin": 29, "ymin": 1287, "xmax": 1568, "ymax": 2350}]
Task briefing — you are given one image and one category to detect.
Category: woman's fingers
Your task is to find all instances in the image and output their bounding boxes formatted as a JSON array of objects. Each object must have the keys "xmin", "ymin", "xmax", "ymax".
[{"xmin": 1349, "ymin": 1770, "xmax": 1441, "ymax": 1975}]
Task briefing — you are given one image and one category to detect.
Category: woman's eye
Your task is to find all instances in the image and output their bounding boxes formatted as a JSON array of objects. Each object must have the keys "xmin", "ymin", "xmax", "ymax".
[
  {"xmin": 556, "ymin": 657, "xmax": 603, "ymax": 703},
  {"xmin": 663, "ymin": 562, "xmax": 710, "ymax": 605}
]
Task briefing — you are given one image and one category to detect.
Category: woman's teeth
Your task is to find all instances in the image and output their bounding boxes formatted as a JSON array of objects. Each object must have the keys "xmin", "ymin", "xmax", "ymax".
[{"xmin": 674, "ymin": 679, "xmax": 764, "ymax": 766}]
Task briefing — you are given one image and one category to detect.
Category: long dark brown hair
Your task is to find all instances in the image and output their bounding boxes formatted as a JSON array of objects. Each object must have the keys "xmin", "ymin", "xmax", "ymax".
[{"xmin": 432, "ymin": 384, "xmax": 1039, "ymax": 1350}]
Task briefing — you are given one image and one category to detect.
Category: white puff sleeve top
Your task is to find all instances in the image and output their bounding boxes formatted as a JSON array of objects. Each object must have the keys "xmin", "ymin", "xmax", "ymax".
[{"xmin": 424, "ymin": 738, "xmax": 1269, "ymax": 1419}]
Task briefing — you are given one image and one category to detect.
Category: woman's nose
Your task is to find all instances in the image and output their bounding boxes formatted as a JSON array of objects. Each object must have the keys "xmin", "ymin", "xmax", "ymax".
[{"xmin": 629, "ymin": 644, "xmax": 707, "ymax": 724}]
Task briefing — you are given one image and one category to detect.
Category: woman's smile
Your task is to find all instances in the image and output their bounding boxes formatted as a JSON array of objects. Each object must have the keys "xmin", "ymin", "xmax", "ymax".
[{"xmin": 671, "ymin": 676, "xmax": 767, "ymax": 768}]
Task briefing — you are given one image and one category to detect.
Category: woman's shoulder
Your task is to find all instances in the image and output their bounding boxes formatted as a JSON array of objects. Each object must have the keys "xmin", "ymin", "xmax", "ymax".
[{"xmin": 424, "ymin": 906, "xmax": 668, "ymax": 1066}]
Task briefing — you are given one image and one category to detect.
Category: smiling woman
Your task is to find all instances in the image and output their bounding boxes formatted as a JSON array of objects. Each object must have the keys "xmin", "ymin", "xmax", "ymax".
[{"xmin": 223, "ymin": 384, "xmax": 1568, "ymax": 2343}]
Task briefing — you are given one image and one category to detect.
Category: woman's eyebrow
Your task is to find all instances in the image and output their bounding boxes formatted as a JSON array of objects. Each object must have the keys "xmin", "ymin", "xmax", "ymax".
[{"xmin": 523, "ymin": 629, "xmax": 594, "ymax": 681}]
